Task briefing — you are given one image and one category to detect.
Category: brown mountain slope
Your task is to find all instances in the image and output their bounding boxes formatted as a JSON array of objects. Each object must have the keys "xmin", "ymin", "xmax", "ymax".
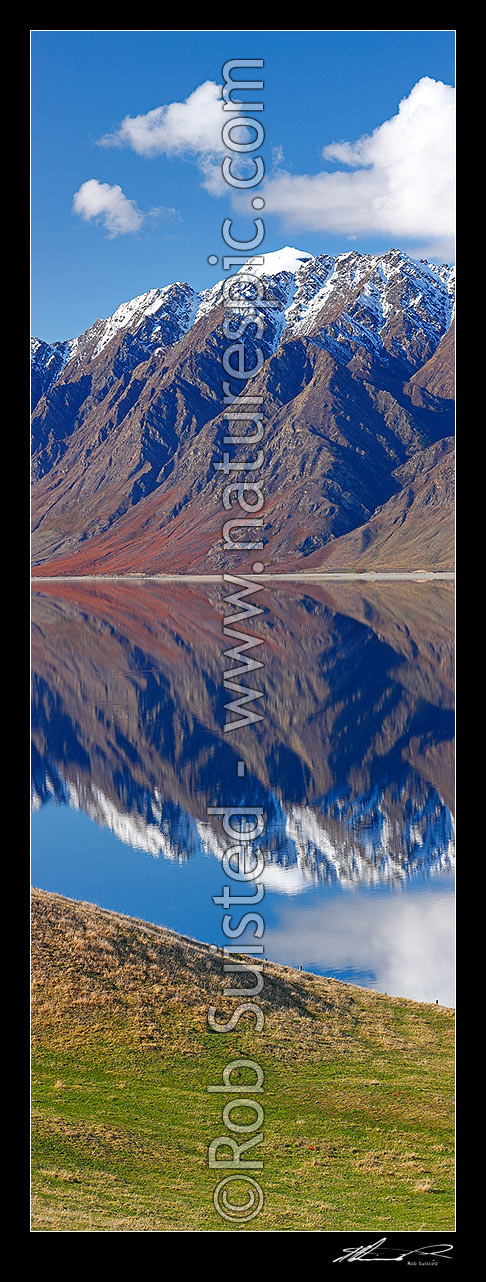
[
  {"xmin": 308, "ymin": 320, "xmax": 455, "ymax": 573},
  {"xmin": 311, "ymin": 439, "xmax": 454, "ymax": 572},
  {"xmin": 405, "ymin": 321, "xmax": 455, "ymax": 404},
  {"xmin": 31, "ymin": 332, "xmax": 454, "ymax": 575},
  {"xmin": 32, "ymin": 252, "xmax": 455, "ymax": 575}
]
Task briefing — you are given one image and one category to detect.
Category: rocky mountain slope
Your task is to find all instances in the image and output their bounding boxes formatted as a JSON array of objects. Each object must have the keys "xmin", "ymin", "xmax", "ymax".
[{"xmin": 31, "ymin": 247, "xmax": 455, "ymax": 574}]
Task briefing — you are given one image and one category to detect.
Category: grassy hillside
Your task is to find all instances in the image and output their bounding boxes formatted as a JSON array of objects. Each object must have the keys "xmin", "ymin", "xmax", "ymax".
[{"xmin": 31, "ymin": 888, "xmax": 454, "ymax": 1232}]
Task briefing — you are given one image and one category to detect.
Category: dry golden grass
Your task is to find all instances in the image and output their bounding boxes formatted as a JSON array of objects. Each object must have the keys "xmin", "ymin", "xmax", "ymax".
[{"xmin": 32, "ymin": 888, "xmax": 455, "ymax": 1232}]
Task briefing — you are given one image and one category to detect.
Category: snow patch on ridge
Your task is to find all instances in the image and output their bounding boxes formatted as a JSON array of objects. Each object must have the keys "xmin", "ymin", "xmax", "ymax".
[
  {"xmin": 32, "ymin": 246, "xmax": 457, "ymax": 390},
  {"xmin": 241, "ymin": 246, "xmax": 312, "ymax": 277}
]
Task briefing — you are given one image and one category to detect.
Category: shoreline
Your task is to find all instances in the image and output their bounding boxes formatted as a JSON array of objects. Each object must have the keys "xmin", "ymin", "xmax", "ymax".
[{"xmin": 31, "ymin": 570, "xmax": 455, "ymax": 584}]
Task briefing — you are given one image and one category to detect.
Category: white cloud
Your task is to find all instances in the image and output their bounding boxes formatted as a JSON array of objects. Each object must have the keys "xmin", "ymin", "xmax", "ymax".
[
  {"xmin": 99, "ymin": 80, "xmax": 225, "ymax": 159},
  {"xmin": 263, "ymin": 78, "xmax": 455, "ymax": 257},
  {"xmin": 72, "ymin": 179, "xmax": 144, "ymax": 237},
  {"xmin": 98, "ymin": 81, "xmax": 253, "ymax": 197}
]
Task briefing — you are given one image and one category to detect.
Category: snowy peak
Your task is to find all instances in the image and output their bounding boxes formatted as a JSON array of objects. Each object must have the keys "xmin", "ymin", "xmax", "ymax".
[
  {"xmin": 90, "ymin": 281, "xmax": 197, "ymax": 359},
  {"xmin": 32, "ymin": 246, "xmax": 456, "ymax": 405},
  {"xmin": 32, "ymin": 281, "xmax": 198, "ymax": 404},
  {"xmin": 31, "ymin": 336, "xmax": 78, "ymax": 409},
  {"xmin": 283, "ymin": 249, "xmax": 455, "ymax": 369},
  {"xmin": 241, "ymin": 245, "xmax": 313, "ymax": 276}
]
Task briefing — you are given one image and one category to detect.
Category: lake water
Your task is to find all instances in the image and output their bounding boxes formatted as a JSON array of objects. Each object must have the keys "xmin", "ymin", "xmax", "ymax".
[{"xmin": 31, "ymin": 579, "xmax": 455, "ymax": 1005}]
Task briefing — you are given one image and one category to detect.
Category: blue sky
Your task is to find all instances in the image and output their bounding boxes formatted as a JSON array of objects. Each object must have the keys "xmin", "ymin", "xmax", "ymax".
[{"xmin": 32, "ymin": 30, "xmax": 455, "ymax": 342}]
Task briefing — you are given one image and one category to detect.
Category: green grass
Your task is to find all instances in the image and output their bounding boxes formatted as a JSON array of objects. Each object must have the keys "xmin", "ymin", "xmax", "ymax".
[{"xmin": 32, "ymin": 888, "xmax": 454, "ymax": 1232}]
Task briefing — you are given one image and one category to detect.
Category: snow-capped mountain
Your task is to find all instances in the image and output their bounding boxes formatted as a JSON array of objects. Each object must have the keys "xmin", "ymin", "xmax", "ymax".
[
  {"xmin": 31, "ymin": 245, "xmax": 455, "ymax": 575},
  {"xmin": 32, "ymin": 246, "xmax": 455, "ymax": 402},
  {"xmin": 31, "ymin": 281, "xmax": 199, "ymax": 409},
  {"xmin": 31, "ymin": 337, "xmax": 78, "ymax": 408}
]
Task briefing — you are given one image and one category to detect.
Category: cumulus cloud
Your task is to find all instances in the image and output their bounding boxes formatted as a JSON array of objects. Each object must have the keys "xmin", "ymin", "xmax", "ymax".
[
  {"xmin": 98, "ymin": 80, "xmax": 253, "ymax": 197},
  {"xmin": 99, "ymin": 80, "xmax": 224, "ymax": 158},
  {"xmin": 263, "ymin": 78, "xmax": 455, "ymax": 257},
  {"xmin": 72, "ymin": 179, "xmax": 144, "ymax": 237},
  {"xmin": 72, "ymin": 181, "xmax": 180, "ymax": 237}
]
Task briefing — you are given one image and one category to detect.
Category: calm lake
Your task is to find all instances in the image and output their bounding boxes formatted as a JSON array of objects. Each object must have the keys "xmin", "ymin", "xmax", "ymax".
[{"xmin": 31, "ymin": 579, "xmax": 455, "ymax": 1005}]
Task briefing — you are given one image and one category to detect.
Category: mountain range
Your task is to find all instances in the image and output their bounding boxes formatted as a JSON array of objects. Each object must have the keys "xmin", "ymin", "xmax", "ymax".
[{"xmin": 31, "ymin": 246, "xmax": 455, "ymax": 574}]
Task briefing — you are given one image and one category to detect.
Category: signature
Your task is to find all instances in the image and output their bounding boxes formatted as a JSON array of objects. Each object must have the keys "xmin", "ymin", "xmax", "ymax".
[{"xmin": 333, "ymin": 1238, "xmax": 453, "ymax": 1263}]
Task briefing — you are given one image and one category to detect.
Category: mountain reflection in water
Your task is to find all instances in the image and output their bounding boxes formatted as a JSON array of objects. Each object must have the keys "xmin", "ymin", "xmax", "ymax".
[{"xmin": 31, "ymin": 579, "xmax": 455, "ymax": 1003}]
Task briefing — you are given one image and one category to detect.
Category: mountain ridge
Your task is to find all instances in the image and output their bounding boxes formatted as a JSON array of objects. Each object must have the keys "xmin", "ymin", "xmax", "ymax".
[{"xmin": 31, "ymin": 246, "xmax": 455, "ymax": 575}]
